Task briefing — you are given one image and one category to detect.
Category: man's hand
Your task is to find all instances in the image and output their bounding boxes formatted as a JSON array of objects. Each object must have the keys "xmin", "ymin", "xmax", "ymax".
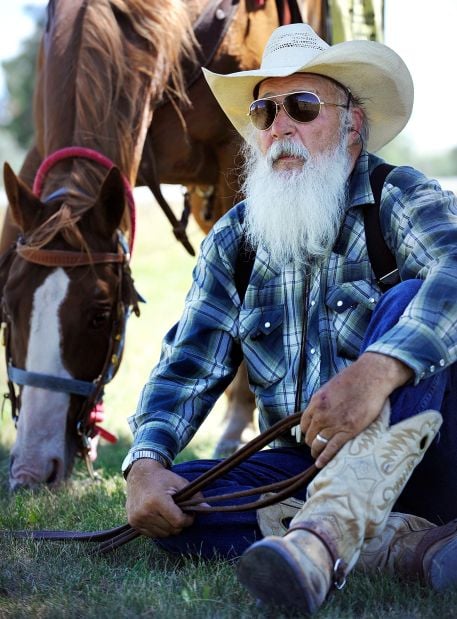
[
  {"xmin": 126, "ymin": 459, "xmax": 201, "ymax": 538},
  {"xmin": 300, "ymin": 352, "xmax": 413, "ymax": 468}
]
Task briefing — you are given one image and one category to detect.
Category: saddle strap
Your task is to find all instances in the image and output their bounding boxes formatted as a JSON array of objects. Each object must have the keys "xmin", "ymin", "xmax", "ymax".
[{"xmin": 7, "ymin": 412, "xmax": 318, "ymax": 554}]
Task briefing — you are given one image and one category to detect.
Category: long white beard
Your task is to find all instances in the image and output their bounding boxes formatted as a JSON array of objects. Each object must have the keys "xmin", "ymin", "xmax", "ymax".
[{"xmin": 242, "ymin": 136, "xmax": 352, "ymax": 268}]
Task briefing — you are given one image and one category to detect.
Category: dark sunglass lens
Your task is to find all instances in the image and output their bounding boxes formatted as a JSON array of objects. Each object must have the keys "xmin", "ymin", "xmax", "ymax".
[
  {"xmin": 249, "ymin": 99, "xmax": 277, "ymax": 130},
  {"xmin": 285, "ymin": 92, "xmax": 321, "ymax": 123}
]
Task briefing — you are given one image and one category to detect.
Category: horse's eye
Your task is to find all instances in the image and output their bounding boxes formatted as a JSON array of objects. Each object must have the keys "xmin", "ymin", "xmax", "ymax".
[{"xmin": 90, "ymin": 310, "xmax": 111, "ymax": 329}]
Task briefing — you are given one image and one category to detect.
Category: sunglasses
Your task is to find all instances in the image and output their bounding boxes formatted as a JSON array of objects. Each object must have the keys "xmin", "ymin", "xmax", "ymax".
[{"xmin": 248, "ymin": 90, "xmax": 350, "ymax": 131}]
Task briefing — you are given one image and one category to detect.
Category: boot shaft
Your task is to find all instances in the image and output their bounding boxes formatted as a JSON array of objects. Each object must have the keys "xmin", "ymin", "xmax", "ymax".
[{"xmin": 289, "ymin": 409, "xmax": 442, "ymax": 570}]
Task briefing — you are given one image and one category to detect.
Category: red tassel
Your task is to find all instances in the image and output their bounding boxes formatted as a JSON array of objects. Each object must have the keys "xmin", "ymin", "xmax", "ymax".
[{"xmin": 89, "ymin": 402, "xmax": 118, "ymax": 444}]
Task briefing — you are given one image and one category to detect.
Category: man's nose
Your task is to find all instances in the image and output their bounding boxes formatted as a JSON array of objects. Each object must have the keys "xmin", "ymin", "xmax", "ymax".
[{"xmin": 270, "ymin": 106, "xmax": 296, "ymax": 139}]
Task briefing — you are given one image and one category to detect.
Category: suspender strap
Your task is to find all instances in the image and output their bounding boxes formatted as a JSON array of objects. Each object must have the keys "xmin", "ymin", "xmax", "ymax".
[
  {"xmin": 234, "ymin": 234, "xmax": 255, "ymax": 302},
  {"xmin": 364, "ymin": 163, "xmax": 398, "ymax": 291}
]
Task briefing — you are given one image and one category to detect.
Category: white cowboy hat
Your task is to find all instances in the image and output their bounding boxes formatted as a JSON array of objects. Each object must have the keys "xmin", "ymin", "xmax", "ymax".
[{"xmin": 203, "ymin": 23, "xmax": 414, "ymax": 152}]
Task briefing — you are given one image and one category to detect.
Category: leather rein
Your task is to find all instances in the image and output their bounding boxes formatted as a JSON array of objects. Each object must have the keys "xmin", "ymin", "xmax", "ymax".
[
  {"xmin": 8, "ymin": 412, "xmax": 317, "ymax": 554},
  {"xmin": 2, "ymin": 148, "xmax": 140, "ymax": 475}
]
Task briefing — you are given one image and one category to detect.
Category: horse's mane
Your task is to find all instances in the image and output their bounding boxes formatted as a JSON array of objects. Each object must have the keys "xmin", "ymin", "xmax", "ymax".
[
  {"xmin": 31, "ymin": 0, "xmax": 197, "ymax": 248},
  {"xmin": 74, "ymin": 0, "xmax": 196, "ymax": 173}
]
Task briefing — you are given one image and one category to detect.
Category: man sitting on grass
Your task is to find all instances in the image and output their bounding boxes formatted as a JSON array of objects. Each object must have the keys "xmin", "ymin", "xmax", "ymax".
[{"xmin": 123, "ymin": 23, "xmax": 457, "ymax": 615}]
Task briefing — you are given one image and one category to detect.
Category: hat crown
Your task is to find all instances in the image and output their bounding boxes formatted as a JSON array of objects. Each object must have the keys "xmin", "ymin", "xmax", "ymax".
[
  {"xmin": 261, "ymin": 24, "xmax": 329, "ymax": 70},
  {"xmin": 203, "ymin": 23, "xmax": 414, "ymax": 152}
]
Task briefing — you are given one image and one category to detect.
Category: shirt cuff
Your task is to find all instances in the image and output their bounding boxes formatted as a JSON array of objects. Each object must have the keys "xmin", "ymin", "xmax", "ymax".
[{"xmin": 364, "ymin": 318, "xmax": 450, "ymax": 385}]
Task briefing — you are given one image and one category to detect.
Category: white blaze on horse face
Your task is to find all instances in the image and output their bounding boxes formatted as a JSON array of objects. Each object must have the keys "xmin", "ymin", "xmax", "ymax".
[{"xmin": 10, "ymin": 268, "xmax": 72, "ymax": 489}]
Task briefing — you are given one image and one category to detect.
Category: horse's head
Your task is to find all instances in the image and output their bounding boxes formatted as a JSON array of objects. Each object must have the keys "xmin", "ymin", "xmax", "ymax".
[{"xmin": 2, "ymin": 162, "xmax": 140, "ymax": 490}]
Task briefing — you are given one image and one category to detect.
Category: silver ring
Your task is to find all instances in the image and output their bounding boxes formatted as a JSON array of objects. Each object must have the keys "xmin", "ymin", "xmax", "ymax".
[{"xmin": 315, "ymin": 433, "xmax": 329, "ymax": 445}]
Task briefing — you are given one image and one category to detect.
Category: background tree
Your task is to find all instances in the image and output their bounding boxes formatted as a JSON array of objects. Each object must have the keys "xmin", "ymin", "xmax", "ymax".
[{"xmin": 0, "ymin": 5, "xmax": 43, "ymax": 176}]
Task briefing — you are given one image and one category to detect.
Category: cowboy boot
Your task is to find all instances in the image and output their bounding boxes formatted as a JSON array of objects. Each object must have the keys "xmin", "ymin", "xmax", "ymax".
[
  {"xmin": 359, "ymin": 512, "xmax": 457, "ymax": 591},
  {"xmin": 257, "ymin": 502, "xmax": 457, "ymax": 593},
  {"xmin": 237, "ymin": 407, "xmax": 442, "ymax": 615}
]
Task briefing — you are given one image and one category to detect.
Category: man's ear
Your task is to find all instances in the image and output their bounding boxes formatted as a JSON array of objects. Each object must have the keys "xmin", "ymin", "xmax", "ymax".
[{"xmin": 348, "ymin": 108, "xmax": 364, "ymax": 144}]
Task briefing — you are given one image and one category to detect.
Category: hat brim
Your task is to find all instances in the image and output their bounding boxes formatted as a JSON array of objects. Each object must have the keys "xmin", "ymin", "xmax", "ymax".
[{"xmin": 203, "ymin": 39, "xmax": 413, "ymax": 152}]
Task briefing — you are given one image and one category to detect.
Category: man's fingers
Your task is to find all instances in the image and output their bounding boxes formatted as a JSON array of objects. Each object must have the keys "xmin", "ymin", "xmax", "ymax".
[
  {"xmin": 310, "ymin": 428, "xmax": 332, "ymax": 457},
  {"xmin": 315, "ymin": 431, "xmax": 352, "ymax": 468},
  {"xmin": 131, "ymin": 509, "xmax": 194, "ymax": 538}
]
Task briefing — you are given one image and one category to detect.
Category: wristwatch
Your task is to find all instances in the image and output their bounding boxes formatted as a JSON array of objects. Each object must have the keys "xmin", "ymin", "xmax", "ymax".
[{"xmin": 121, "ymin": 450, "xmax": 169, "ymax": 479}]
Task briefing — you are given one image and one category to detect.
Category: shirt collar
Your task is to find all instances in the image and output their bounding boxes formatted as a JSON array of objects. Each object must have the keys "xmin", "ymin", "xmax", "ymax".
[{"xmin": 347, "ymin": 150, "xmax": 386, "ymax": 210}]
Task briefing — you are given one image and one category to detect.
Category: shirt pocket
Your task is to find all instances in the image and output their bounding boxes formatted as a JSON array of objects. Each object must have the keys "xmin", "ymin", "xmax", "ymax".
[
  {"xmin": 325, "ymin": 280, "xmax": 380, "ymax": 359},
  {"xmin": 238, "ymin": 305, "xmax": 286, "ymax": 388}
]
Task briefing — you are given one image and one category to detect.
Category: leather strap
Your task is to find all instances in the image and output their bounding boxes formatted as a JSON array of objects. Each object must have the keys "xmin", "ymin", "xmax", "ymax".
[
  {"xmin": 16, "ymin": 246, "xmax": 125, "ymax": 267},
  {"xmin": 286, "ymin": 520, "xmax": 348, "ymax": 589},
  {"xmin": 6, "ymin": 412, "xmax": 318, "ymax": 554}
]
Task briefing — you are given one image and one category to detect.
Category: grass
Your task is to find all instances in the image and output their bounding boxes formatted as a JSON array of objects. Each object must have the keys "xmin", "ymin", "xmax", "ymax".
[{"xmin": 1, "ymin": 189, "xmax": 457, "ymax": 617}]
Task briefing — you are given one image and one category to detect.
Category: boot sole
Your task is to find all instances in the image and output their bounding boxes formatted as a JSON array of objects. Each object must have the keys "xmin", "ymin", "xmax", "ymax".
[{"xmin": 237, "ymin": 538, "xmax": 321, "ymax": 614}]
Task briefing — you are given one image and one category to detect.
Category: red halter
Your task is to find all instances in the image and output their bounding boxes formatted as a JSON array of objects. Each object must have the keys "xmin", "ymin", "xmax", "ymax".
[{"xmin": 32, "ymin": 146, "xmax": 136, "ymax": 253}]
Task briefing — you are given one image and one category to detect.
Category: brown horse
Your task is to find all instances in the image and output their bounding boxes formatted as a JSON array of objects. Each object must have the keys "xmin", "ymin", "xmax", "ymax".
[
  {"xmin": 1, "ymin": 0, "xmax": 313, "ymax": 487},
  {"xmin": 2, "ymin": 160, "xmax": 141, "ymax": 488},
  {"xmin": 0, "ymin": 0, "xmax": 199, "ymax": 488}
]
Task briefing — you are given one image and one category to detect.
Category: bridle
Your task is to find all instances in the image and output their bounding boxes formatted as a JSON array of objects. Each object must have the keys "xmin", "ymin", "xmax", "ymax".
[{"xmin": 1, "ymin": 147, "xmax": 141, "ymax": 476}]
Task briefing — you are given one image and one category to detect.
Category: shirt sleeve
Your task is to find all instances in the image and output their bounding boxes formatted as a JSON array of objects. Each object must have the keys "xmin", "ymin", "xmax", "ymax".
[
  {"xmin": 123, "ymin": 215, "xmax": 245, "ymax": 466},
  {"xmin": 364, "ymin": 168, "xmax": 457, "ymax": 384}
]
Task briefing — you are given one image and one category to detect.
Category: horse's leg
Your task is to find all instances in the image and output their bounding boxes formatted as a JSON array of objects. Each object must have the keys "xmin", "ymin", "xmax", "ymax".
[
  {"xmin": 213, "ymin": 361, "xmax": 257, "ymax": 458},
  {"xmin": 0, "ymin": 146, "xmax": 42, "ymax": 252}
]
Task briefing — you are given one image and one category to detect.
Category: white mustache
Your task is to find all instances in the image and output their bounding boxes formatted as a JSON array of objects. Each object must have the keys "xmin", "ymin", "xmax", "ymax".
[{"xmin": 267, "ymin": 140, "xmax": 310, "ymax": 166}]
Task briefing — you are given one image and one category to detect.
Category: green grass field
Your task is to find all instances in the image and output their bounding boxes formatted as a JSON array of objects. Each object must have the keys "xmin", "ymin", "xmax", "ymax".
[{"xmin": 1, "ymin": 189, "xmax": 457, "ymax": 618}]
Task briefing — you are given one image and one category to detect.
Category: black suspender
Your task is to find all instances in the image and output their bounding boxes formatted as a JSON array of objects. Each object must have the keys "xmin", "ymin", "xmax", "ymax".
[{"xmin": 363, "ymin": 163, "xmax": 399, "ymax": 291}]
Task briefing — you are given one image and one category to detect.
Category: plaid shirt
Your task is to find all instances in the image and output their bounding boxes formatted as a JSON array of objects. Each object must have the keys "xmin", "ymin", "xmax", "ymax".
[{"xmin": 122, "ymin": 151, "xmax": 457, "ymax": 471}]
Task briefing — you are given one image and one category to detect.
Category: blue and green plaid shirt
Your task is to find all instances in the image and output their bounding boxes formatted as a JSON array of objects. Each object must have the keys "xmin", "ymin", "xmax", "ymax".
[{"xmin": 122, "ymin": 151, "xmax": 457, "ymax": 471}]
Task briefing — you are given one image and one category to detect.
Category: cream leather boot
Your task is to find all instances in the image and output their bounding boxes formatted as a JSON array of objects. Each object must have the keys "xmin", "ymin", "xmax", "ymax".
[{"xmin": 237, "ymin": 407, "xmax": 442, "ymax": 615}]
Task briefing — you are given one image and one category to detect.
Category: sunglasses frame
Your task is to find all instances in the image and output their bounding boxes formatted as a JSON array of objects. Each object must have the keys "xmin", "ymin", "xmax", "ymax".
[{"xmin": 248, "ymin": 90, "xmax": 351, "ymax": 131}]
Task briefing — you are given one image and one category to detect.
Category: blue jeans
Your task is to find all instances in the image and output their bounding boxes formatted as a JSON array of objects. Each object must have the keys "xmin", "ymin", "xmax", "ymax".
[{"xmin": 157, "ymin": 280, "xmax": 457, "ymax": 559}]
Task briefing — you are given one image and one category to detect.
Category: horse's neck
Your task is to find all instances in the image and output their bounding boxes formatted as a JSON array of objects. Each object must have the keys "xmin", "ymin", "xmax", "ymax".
[{"xmin": 37, "ymin": 0, "xmax": 195, "ymax": 188}]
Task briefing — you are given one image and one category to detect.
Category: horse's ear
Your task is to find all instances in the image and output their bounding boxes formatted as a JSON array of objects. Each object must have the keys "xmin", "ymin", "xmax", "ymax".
[
  {"xmin": 90, "ymin": 166, "xmax": 126, "ymax": 238},
  {"xmin": 3, "ymin": 162, "xmax": 44, "ymax": 233}
]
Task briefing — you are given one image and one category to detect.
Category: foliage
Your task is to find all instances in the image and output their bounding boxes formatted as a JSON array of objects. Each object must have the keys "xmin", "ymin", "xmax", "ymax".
[
  {"xmin": 0, "ymin": 5, "xmax": 44, "ymax": 151},
  {"xmin": 0, "ymin": 128, "xmax": 26, "ymax": 177},
  {"xmin": 380, "ymin": 136, "xmax": 457, "ymax": 178}
]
